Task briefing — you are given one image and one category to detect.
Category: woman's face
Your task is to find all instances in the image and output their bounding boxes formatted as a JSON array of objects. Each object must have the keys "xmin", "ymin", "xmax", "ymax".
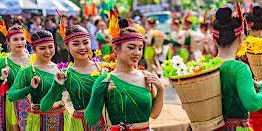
[
  {"xmin": 249, "ymin": 30, "xmax": 262, "ymax": 37},
  {"xmin": 34, "ymin": 42, "xmax": 55, "ymax": 63},
  {"xmin": 68, "ymin": 37, "xmax": 92, "ymax": 61},
  {"xmin": 98, "ymin": 21, "xmax": 107, "ymax": 31},
  {"xmin": 8, "ymin": 33, "xmax": 26, "ymax": 52},
  {"xmin": 114, "ymin": 40, "xmax": 144, "ymax": 66}
]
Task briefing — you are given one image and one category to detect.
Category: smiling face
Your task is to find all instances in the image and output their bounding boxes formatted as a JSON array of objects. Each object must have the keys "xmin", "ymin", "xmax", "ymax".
[
  {"xmin": 33, "ymin": 42, "xmax": 55, "ymax": 63},
  {"xmin": 113, "ymin": 40, "xmax": 144, "ymax": 66},
  {"xmin": 7, "ymin": 33, "xmax": 26, "ymax": 52},
  {"xmin": 67, "ymin": 37, "xmax": 92, "ymax": 61}
]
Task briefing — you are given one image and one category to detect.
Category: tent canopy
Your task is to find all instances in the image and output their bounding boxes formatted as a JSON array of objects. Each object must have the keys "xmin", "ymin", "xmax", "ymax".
[
  {"xmin": 37, "ymin": 0, "xmax": 68, "ymax": 15},
  {"xmin": 58, "ymin": 0, "xmax": 80, "ymax": 17},
  {"xmin": 1, "ymin": 0, "xmax": 39, "ymax": 14}
]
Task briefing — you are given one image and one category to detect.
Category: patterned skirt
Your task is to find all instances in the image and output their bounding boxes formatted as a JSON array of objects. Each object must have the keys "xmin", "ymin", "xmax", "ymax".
[
  {"xmin": 71, "ymin": 110, "xmax": 106, "ymax": 131},
  {"xmin": 26, "ymin": 105, "xmax": 70, "ymax": 131},
  {"xmin": 14, "ymin": 98, "xmax": 30, "ymax": 131},
  {"xmin": 215, "ymin": 118, "xmax": 253, "ymax": 131}
]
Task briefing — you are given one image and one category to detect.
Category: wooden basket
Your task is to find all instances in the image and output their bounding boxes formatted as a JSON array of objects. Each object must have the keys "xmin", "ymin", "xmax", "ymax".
[
  {"xmin": 246, "ymin": 53, "xmax": 262, "ymax": 80},
  {"xmin": 170, "ymin": 68, "xmax": 224, "ymax": 130}
]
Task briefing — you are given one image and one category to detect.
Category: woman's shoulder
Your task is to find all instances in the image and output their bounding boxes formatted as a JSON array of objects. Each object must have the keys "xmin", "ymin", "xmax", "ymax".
[
  {"xmin": 221, "ymin": 60, "xmax": 250, "ymax": 72},
  {"xmin": 222, "ymin": 60, "xmax": 247, "ymax": 67}
]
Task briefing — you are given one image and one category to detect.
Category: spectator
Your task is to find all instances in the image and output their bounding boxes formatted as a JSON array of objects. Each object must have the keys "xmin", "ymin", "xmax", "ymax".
[{"xmin": 29, "ymin": 16, "xmax": 43, "ymax": 34}]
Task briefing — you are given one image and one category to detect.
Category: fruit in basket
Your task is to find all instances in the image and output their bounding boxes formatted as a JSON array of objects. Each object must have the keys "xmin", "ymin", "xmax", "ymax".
[
  {"xmin": 163, "ymin": 55, "xmax": 223, "ymax": 78},
  {"xmin": 193, "ymin": 66, "xmax": 203, "ymax": 73}
]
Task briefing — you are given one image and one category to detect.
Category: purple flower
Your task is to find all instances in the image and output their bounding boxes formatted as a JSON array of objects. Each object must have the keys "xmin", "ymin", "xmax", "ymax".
[
  {"xmin": 57, "ymin": 62, "xmax": 69, "ymax": 70},
  {"xmin": 63, "ymin": 62, "xmax": 69, "ymax": 69},
  {"xmin": 91, "ymin": 57, "xmax": 100, "ymax": 63}
]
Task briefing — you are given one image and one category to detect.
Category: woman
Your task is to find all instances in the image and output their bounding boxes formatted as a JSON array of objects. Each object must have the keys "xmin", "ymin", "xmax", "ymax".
[
  {"xmin": 213, "ymin": 7, "xmax": 262, "ymax": 130},
  {"xmin": 7, "ymin": 30, "xmax": 69, "ymax": 131},
  {"xmin": 85, "ymin": 19, "xmax": 164, "ymax": 130},
  {"xmin": 244, "ymin": 6, "xmax": 262, "ymax": 131},
  {"xmin": 143, "ymin": 17, "xmax": 163, "ymax": 74},
  {"xmin": 0, "ymin": 26, "xmax": 30, "ymax": 131},
  {"xmin": 246, "ymin": 6, "xmax": 262, "ymax": 37},
  {"xmin": 40, "ymin": 25, "xmax": 105, "ymax": 131},
  {"xmin": 96, "ymin": 19, "xmax": 112, "ymax": 55}
]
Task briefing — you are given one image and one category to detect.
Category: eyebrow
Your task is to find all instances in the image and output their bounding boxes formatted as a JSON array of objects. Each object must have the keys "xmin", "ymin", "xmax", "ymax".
[
  {"xmin": 72, "ymin": 40, "xmax": 80, "ymax": 43},
  {"xmin": 128, "ymin": 43, "xmax": 137, "ymax": 46}
]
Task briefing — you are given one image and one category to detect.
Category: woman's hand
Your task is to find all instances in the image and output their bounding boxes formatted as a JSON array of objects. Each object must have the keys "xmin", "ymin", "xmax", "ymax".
[
  {"xmin": 1, "ymin": 66, "xmax": 10, "ymax": 80},
  {"xmin": 143, "ymin": 71, "xmax": 164, "ymax": 99},
  {"xmin": 254, "ymin": 80, "xmax": 262, "ymax": 88},
  {"xmin": 55, "ymin": 71, "xmax": 67, "ymax": 85},
  {"xmin": 144, "ymin": 71, "xmax": 164, "ymax": 91},
  {"xmin": 31, "ymin": 76, "xmax": 40, "ymax": 89}
]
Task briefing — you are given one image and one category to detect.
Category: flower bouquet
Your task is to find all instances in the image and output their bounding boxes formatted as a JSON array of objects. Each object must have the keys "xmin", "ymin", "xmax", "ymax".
[
  {"xmin": 163, "ymin": 55, "xmax": 224, "ymax": 130},
  {"xmin": 0, "ymin": 43, "xmax": 9, "ymax": 59},
  {"xmin": 90, "ymin": 49, "xmax": 116, "ymax": 77},
  {"xmin": 90, "ymin": 49, "xmax": 145, "ymax": 77},
  {"xmin": 237, "ymin": 36, "xmax": 262, "ymax": 80}
]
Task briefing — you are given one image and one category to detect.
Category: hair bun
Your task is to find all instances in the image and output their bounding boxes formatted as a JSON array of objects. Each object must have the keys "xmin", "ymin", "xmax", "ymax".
[
  {"xmin": 216, "ymin": 7, "xmax": 232, "ymax": 25},
  {"xmin": 119, "ymin": 19, "xmax": 129, "ymax": 29},
  {"xmin": 253, "ymin": 6, "xmax": 262, "ymax": 17}
]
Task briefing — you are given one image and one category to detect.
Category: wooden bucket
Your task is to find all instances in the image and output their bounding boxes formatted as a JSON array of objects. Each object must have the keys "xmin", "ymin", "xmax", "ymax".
[{"xmin": 170, "ymin": 69, "xmax": 224, "ymax": 130}]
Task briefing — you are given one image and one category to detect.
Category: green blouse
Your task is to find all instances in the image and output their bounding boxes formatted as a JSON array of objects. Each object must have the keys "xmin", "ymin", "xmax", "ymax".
[
  {"xmin": 40, "ymin": 67, "xmax": 98, "ymax": 111},
  {"xmin": 7, "ymin": 65, "xmax": 62, "ymax": 104},
  {"xmin": 0, "ymin": 57, "xmax": 22, "ymax": 86},
  {"xmin": 220, "ymin": 60, "xmax": 262, "ymax": 119},
  {"xmin": 85, "ymin": 74, "xmax": 152, "ymax": 126}
]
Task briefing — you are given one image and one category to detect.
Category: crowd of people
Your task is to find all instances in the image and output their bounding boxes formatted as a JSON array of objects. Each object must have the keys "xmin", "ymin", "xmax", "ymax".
[{"xmin": 1, "ymin": 1, "xmax": 262, "ymax": 131}]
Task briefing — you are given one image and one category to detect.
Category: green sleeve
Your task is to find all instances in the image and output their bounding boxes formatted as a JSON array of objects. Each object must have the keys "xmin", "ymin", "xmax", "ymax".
[
  {"xmin": 85, "ymin": 74, "xmax": 109, "ymax": 126},
  {"xmin": 40, "ymin": 80, "xmax": 65, "ymax": 112},
  {"xmin": 7, "ymin": 69, "xmax": 32, "ymax": 102},
  {"xmin": 236, "ymin": 63, "xmax": 262, "ymax": 112}
]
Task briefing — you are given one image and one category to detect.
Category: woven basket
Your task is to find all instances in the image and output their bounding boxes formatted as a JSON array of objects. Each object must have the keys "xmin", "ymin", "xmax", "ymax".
[
  {"xmin": 170, "ymin": 69, "xmax": 224, "ymax": 130},
  {"xmin": 246, "ymin": 53, "xmax": 262, "ymax": 80}
]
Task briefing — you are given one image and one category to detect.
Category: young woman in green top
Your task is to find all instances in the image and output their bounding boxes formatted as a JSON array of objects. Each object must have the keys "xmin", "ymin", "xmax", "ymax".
[
  {"xmin": 213, "ymin": 7, "xmax": 262, "ymax": 130},
  {"xmin": 7, "ymin": 30, "xmax": 70, "ymax": 131},
  {"xmin": 40, "ymin": 25, "xmax": 105, "ymax": 131},
  {"xmin": 243, "ymin": 5, "xmax": 262, "ymax": 131},
  {"xmin": 0, "ymin": 26, "xmax": 30, "ymax": 131},
  {"xmin": 85, "ymin": 19, "xmax": 164, "ymax": 130}
]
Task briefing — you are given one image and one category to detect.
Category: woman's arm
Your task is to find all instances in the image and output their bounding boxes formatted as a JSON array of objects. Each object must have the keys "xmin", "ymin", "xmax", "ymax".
[
  {"xmin": 85, "ymin": 74, "xmax": 108, "ymax": 126},
  {"xmin": 40, "ymin": 79, "xmax": 65, "ymax": 112},
  {"xmin": 236, "ymin": 63, "xmax": 262, "ymax": 112},
  {"xmin": 7, "ymin": 69, "xmax": 32, "ymax": 102}
]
